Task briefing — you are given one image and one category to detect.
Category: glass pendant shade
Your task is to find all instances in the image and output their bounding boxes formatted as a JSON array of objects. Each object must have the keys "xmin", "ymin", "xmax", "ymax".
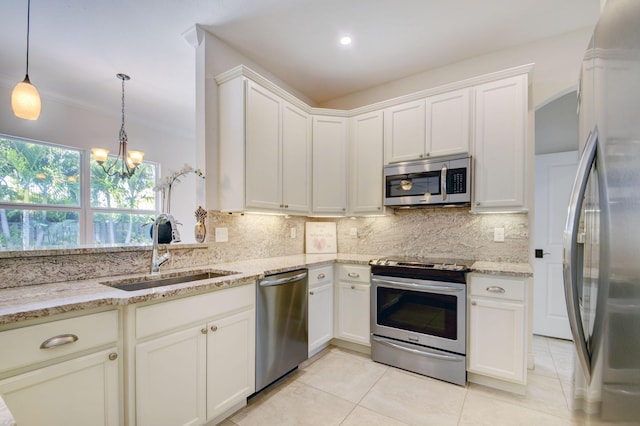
[{"xmin": 11, "ymin": 76, "xmax": 41, "ymax": 120}]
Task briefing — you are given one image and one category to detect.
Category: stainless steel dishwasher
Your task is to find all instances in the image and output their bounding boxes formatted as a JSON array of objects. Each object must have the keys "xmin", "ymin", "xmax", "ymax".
[{"xmin": 255, "ymin": 268, "xmax": 308, "ymax": 393}]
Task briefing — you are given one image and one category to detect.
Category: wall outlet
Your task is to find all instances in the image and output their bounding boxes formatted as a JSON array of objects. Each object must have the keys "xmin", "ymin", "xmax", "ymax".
[
  {"xmin": 215, "ymin": 227, "xmax": 229, "ymax": 243},
  {"xmin": 350, "ymin": 227, "xmax": 358, "ymax": 238},
  {"xmin": 290, "ymin": 227, "xmax": 296, "ymax": 238},
  {"xmin": 493, "ymin": 227, "xmax": 505, "ymax": 242}
]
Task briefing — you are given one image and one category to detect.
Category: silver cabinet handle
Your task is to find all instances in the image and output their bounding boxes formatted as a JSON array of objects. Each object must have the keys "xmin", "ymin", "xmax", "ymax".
[
  {"xmin": 210, "ymin": 325, "xmax": 218, "ymax": 332},
  {"xmin": 109, "ymin": 352, "xmax": 118, "ymax": 361},
  {"xmin": 317, "ymin": 273, "xmax": 325, "ymax": 280},
  {"xmin": 40, "ymin": 334, "xmax": 78, "ymax": 349},
  {"xmin": 563, "ymin": 126, "xmax": 599, "ymax": 384},
  {"xmin": 441, "ymin": 163, "xmax": 448, "ymax": 201},
  {"xmin": 372, "ymin": 336, "xmax": 463, "ymax": 362},
  {"xmin": 347, "ymin": 272, "xmax": 360, "ymax": 278},
  {"xmin": 486, "ymin": 286, "xmax": 506, "ymax": 294}
]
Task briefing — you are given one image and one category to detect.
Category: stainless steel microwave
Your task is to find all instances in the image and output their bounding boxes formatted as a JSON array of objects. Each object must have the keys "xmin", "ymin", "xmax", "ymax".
[{"xmin": 384, "ymin": 155, "xmax": 471, "ymax": 207}]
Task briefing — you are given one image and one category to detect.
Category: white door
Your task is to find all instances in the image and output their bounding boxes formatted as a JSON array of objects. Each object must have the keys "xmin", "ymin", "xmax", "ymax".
[{"xmin": 533, "ymin": 151, "xmax": 578, "ymax": 339}]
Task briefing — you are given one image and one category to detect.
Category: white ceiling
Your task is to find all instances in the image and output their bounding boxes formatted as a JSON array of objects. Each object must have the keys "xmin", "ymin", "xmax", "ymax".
[{"xmin": 0, "ymin": 0, "xmax": 600, "ymax": 138}]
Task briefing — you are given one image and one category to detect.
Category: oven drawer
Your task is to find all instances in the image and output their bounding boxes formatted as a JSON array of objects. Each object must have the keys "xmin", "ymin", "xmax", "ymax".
[
  {"xmin": 336, "ymin": 264, "xmax": 370, "ymax": 283},
  {"xmin": 469, "ymin": 274, "xmax": 525, "ymax": 301}
]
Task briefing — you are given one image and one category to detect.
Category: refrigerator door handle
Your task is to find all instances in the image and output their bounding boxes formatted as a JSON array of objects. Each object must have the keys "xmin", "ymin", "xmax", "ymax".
[{"xmin": 563, "ymin": 127, "xmax": 598, "ymax": 384}]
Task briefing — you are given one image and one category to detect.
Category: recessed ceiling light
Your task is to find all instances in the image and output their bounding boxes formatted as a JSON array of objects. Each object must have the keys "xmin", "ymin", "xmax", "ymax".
[{"xmin": 340, "ymin": 36, "xmax": 352, "ymax": 46}]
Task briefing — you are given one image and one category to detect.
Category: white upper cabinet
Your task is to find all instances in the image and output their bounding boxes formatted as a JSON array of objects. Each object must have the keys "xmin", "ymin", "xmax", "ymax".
[
  {"xmin": 282, "ymin": 102, "xmax": 313, "ymax": 213},
  {"xmin": 472, "ymin": 74, "xmax": 528, "ymax": 212},
  {"xmin": 312, "ymin": 115, "xmax": 348, "ymax": 215},
  {"xmin": 219, "ymin": 77, "xmax": 311, "ymax": 214},
  {"xmin": 349, "ymin": 111, "xmax": 384, "ymax": 215},
  {"xmin": 384, "ymin": 99, "xmax": 426, "ymax": 164},
  {"xmin": 384, "ymin": 89, "xmax": 471, "ymax": 164},
  {"xmin": 425, "ymin": 88, "xmax": 471, "ymax": 158}
]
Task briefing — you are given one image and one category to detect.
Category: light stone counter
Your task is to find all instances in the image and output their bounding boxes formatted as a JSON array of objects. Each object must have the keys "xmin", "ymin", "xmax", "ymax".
[
  {"xmin": 0, "ymin": 253, "xmax": 372, "ymax": 326},
  {"xmin": 0, "ymin": 253, "xmax": 528, "ymax": 325}
]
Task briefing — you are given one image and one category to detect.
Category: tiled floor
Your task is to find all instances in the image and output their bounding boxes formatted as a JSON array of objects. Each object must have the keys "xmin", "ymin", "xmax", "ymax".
[{"xmin": 221, "ymin": 336, "xmax": 609, "ymax": 426}]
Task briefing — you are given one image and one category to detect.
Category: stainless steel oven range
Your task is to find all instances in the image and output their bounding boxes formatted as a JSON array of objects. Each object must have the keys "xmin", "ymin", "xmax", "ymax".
[{"xmin": 370, "ymin": 258, "xmax": 470, "ymax": 386}]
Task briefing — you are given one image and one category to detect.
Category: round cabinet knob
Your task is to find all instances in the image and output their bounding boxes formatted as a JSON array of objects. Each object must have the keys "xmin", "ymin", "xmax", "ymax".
[
  {"xmin": 471, "ymin": 301, "xmax": 477, "ymax": 306},
  {"xmin": 475, "ymin": 202, "xmax": 481, "ymax": 206},
  {"xmin": 201, "ymin": 328, "xmax": 208, "ymax": 334},
  {"xmin": 108, "ymin": 352, "xmax": 118, "ymax": 361},
  {"xmin": 318, "ymin": 273, "xmax": 325, "ymax": 279},
  {"xmin": 419, "ymin": 154, "xmax": 424, "ymax": 158},
  {"xmin": 425, "ymin": 152, "xmax": 431, "ymax": 157},
  {"xmin": 210, "ymin": 325, "xmax": 218, "ymax": 332},
  {"xmin": 309, "ymin": 291, "xmax": 315, "ymax": 296},
  {"xmin": 351, "ymin": 285, "xmax": 356, "ymax": 290}
]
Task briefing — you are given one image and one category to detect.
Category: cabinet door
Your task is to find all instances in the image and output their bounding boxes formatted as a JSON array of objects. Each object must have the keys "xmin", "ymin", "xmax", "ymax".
[
  {"xmin": 312, "ymin": 116, "xmax": 347, "ymax": 214},
  {"xmin": 245, "ymin": 80, "xmax": 282, "ymax": 210},
  {"xmin": 207, "ymin": 309, "xmax": 255, "ymax": 421},
  {"xmin": 282, "ymin": 102, "xmax": 312, "ymax": 214},
  {"xmin": 308, "ymin": 282, "xmax": 334, "ymax": 356},
  {"xmin": 136, "ymin": 325, "xmax": 207, "ymax": 426},
  {"xmin": 473, "ymin": 74, "xmax": 527, "ymax": 211},
  {"xmin": 349, "ymin": 111, "xmax": 384, "ymax": 215},
  {"xmin": 336, "ymin": 282, "xmax": 370, "ymax": 345},
  {"xmin": 425, "ymin": 88, "xmax": 470, "ymax": 157},
  {"xmin": 384, "ymin": 99, "xmax": 426, "ymax": 164},
  {"xmin": 0, "ymin": 348, "xmax": 120, "ymax": 426},
  {"xmin": 468, "ymin": 297, "xmax": 526, "ymax": 384}
]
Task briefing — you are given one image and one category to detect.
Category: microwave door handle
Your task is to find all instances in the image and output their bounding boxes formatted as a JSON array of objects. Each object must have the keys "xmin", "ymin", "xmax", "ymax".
[
  {"xmin": 441, "ymin": 163, "xmax": 447, "ymax": 201},
  {"xmin": 563, "ymin": 127, "xmax": 597, "ymax": 384}
]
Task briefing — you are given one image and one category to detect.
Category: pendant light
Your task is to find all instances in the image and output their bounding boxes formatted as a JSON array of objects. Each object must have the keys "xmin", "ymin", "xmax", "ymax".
[
  {"xmin": 11, "ymin": 0, "xmax": 41, "ymax": 120},
  {"xmin": 92, "ymin": 73, "xmax": 144, "ymax": 179}
]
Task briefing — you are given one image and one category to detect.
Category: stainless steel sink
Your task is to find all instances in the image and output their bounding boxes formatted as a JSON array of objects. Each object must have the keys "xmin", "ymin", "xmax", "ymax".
[{"xmin": 101, "ymin": 270, "xmax": 239, "ymax": 292}]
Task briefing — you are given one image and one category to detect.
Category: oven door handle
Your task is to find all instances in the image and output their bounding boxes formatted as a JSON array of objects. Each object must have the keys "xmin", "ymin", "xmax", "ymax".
[
  {"xmin": 372, "ymin": 336, "xmax": 463, "ymax": 362},
  {"xmin": 371, "ymin": 278, "xmax": 464, "ymax": 293}
]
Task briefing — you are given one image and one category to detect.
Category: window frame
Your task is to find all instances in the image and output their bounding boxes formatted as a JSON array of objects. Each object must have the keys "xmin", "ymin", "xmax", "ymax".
[{"xmin": 0, "ymin": 133, "xmax": 160, "ymax": 249}]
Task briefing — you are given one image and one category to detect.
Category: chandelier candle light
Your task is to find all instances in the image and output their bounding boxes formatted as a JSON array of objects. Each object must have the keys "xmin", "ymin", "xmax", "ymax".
[{"xmin": 92, "ymin": 73, "xmax": 144, "ymax": 179}]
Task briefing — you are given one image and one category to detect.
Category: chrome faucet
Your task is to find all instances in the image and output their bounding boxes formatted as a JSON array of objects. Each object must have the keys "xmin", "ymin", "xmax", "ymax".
[{"xmin": 151, "ymin": 213, "xmax": 181, "ymax": 273}]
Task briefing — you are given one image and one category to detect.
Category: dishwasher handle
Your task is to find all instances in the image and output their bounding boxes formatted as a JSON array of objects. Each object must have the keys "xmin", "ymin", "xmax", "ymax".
[{"xmin": 259, "ymin": 271, "xmax": 308, "ymax": 287}]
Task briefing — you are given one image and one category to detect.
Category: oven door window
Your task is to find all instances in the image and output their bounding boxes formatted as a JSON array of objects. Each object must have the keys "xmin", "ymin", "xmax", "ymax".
[
  {"xmin": 377, "ymin": 286, "xmax": 457, "ymax": 340},
  {"xmin": 386, "ymin": 172, "xmax": 441, "ymax": 198}
]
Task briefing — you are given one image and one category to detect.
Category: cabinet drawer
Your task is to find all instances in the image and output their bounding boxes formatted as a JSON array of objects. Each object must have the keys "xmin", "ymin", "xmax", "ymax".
[
  {"xmin": 0, "ymin": 310, "xmax": 118, "ymax": 374},
  {"xmin": 336, "ymin": 264, "xmax": 370, "ymax": 284},
  {"xmin": 308, "ymin": 265, "xmax": 333, "ymax": 288},
  {"xmin": 469, "ymin": 274, "xmax": 525, "ymax": 301},
  {"xmin": 135, "ymin": 281, "xmax": 255, "ymax": 339}
]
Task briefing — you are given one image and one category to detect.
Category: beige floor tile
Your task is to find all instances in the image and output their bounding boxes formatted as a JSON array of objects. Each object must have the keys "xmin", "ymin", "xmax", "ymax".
[
  {"xmin": 468, "ymin": 373, "xmax": 573, "ymax": 419},
  {"xmin": 296, "ymin": 347, "xmax": 387, "ymax": 403},
  {"xmin": 551, "ymin": 351, "xmax": 575, "ymax": 382},
  {"xmin": 230, "ymin": 380, "xmax": 354, "ymax": 426},
  {"xmin": 459, "ymin": 391, "xmax": 582, "ymax": 426},
  {"xmin": 360, "ymin": 368, "xmax": 467, "ymax": 426},
  {"xmin": 548, "ymin": 337, "xmax": 575, "ymax": 355},
  {"xmin": 533, "ymin": 334, "xmax": 551, "ymax": 353},
  {"xmin": 340, "ymin": 406, "xmax": 410, "ymax": 426},
  {"xmin": 530, "ymin": 350, "xmax": 559, "ymax": 379}
]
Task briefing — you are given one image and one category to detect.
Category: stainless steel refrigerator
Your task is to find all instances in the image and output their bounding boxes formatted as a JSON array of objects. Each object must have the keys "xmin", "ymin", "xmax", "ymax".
[{"xmin": 563, "ymin": 0, "xmax": 640, "ymax": 422}]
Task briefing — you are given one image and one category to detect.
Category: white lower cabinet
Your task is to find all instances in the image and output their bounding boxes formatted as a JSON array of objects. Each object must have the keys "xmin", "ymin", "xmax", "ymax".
[
  {"xmin": 308, "ymin": 265, "xmax": 334, "ymax": 356},
  {"xmin": 334, "ymin": 264, "xmax": 371, "ymax": 346},
  {"xmin": 0, "ymin": 310, "xmax": 121, "ymax": 426},
  {"xmin": 467, "ymin": 274, "xmax": 527, "ymax": 386},
  {"xmin": 131, "ymin": 282, "xmax": 256, "ymax": 426}
]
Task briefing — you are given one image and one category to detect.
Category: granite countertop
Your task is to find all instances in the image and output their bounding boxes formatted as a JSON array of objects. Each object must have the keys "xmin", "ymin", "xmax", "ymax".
[{"xmin": 0, "ymin": 253, "xmax": 530, "ymax": 326}]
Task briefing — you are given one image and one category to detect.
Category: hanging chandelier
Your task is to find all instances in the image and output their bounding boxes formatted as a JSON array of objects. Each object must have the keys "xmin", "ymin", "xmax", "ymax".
[
  {"xmin": 11, "ymin": 0, "xmax": 41, "ymax": 120},
  {"xmin": 92, "ymin": 73, "xmax": 144, "ymax": 179}
]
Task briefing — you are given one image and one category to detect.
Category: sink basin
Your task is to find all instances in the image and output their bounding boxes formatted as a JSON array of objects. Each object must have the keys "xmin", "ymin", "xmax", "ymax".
[{"xmin": 101, "ymin": 270, "xmax": 238, "ymax": 292}]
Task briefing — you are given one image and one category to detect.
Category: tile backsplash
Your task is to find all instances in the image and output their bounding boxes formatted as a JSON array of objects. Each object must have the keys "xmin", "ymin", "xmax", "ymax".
[{"xmin": 0, "ymin": 209, "xmax": 528, "ymax": 288}]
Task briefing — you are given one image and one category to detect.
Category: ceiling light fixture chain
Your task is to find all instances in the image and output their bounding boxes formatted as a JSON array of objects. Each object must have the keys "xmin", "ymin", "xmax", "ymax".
[{"xmin": 91, "ymin": 73, "xmax": 144, "ymax": 180}]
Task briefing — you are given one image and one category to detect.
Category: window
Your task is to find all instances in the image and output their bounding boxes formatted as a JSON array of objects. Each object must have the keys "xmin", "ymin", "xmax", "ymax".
[{"xmin": 0, "ymin": 135, "xmax": 158, "ymax": 250}]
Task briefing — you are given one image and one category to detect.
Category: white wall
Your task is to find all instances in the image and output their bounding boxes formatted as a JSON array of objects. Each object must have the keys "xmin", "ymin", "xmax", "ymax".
[
  {"xmin": 320, "ymin": 28, "xmax": 593, "ymax": 111},
  {"xmin": 535, "ymin": 91, "xmax": 579, "ymax": 155},
  {"xmin": 0, "ymin": 81, "xmax": 200, "ymax": 243}
]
